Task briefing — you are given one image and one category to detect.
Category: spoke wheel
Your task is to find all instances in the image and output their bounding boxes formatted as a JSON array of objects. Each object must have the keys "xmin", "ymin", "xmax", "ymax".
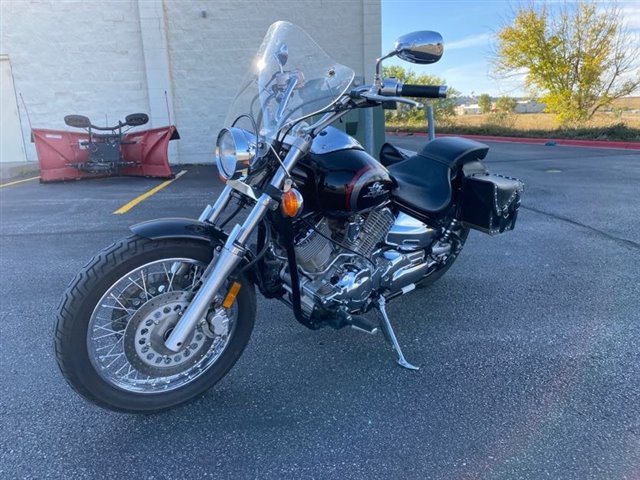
[
  {"xmin": 55, "ymin": 236, "xmax": 256, "ymax": 413},
  {"xmin": 87, "ymin": 259, "xmax": 237, "ymax": 394}
]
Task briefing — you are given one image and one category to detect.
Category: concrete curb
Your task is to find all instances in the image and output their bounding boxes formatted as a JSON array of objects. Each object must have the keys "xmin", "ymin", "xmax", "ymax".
[
  {"xmin": 388, "ymin": 131, "xmax": 640, "ymax": 150},
  {"xmin": 0, "ymin": 162, "xmax": 40, "ymax": 182}
]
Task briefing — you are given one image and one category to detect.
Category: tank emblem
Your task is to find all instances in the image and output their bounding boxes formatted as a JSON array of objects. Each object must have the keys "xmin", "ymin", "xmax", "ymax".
[{"xmin": 363, "ymin": 181, "xmax": 389, "ymax": 199}]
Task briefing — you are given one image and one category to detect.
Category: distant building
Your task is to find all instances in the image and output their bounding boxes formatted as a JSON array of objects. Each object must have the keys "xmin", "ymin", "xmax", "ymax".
[
  {"xmin": 514, "ymin": 100, "xmax": 545, "ymax": 113},
  {"xmin": 455, "ymin": 99, "xmax": 545, "ymax": 115},
  {"xmin": 455, "ymin": 104, "xmax": 482, "ymax": 115}
]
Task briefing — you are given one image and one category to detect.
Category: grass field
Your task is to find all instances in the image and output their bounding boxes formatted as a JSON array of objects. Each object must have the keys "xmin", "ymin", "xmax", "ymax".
[
  {"xmin": 386, "ymin": 96, "xmax": 640, "ymax": 141},
  {"xmin": 611, "ymin": 96, "xmax": 640, "ymax": 110},
  {"xmin": 387, "ymin": 104, "xmax": 640, "ymax": 141},
  {"xmin": 450, "ymin": 112, "xmax": 640, "ymax": 130}
]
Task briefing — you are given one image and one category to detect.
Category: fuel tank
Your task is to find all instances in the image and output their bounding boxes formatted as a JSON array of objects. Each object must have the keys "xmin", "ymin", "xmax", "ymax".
[{"xmin": 292, "ymin": 127, "xmax": 392, "ymax": 216}]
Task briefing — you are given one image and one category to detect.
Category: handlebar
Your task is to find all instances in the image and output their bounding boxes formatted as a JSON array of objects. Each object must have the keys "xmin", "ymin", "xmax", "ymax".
[
  {"xmin": 349, "ymin": 80, "xmax": 448, "ymax": 107},
  {"xmin": 399, "ymin": 84, "xmax": 447, "ymax": 99}
]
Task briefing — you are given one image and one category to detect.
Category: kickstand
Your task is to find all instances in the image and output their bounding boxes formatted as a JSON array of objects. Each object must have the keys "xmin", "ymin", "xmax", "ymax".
[{"xmin": 376, "ymin": 297, "xmax": 419, "ymax": 370}]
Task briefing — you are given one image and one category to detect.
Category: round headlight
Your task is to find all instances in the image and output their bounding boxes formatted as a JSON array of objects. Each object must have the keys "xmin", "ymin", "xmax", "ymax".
[{"xmin": 215, "ymin": 127, "xmax": 256, "ymax": 181}]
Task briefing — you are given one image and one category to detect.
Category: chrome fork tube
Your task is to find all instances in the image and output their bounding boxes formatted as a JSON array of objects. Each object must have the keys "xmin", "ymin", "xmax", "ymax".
[
  {"xmin": 165, "ymin": 193, "xmax": 272, "ymax": 352},
  {"xmin": 199, "ymin": 184, "xmax": 233, "ymax": 224},
  {"xmin": 164, "ymin": 138, "xmax": 310, "ymax": 352}
]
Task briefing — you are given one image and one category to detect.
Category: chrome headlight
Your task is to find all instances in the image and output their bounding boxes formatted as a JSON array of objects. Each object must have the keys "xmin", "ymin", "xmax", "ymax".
[{"xmin": 215, "ymin": 127, "xmax": 256, "ymax": 181}]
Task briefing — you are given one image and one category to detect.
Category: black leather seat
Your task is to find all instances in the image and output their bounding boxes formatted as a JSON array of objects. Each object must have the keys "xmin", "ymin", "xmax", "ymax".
[{"xmin": 386, "ymin": 137, "xmax": 489, "ymax": 217}]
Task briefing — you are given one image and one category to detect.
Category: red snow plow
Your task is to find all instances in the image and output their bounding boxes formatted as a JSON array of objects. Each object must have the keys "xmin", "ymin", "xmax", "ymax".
[{"xmin": 32, "ymin": 113, "xmax": 180, "ymax": 183}]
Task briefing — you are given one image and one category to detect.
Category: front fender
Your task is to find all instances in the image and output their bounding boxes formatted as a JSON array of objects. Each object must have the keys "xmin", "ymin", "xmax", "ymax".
[
  {"xmin": 130, "ymin": 217, "xmax": 228, "ymax": 244},
  {"xmin": 131, "ymin": 218, "xmax": 265, "ymax": 288}
]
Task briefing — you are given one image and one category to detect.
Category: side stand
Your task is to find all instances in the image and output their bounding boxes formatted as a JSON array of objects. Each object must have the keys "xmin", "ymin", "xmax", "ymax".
[{"xmin": 376, "ymin": 297, "xmax": 419, "ymax": 370}]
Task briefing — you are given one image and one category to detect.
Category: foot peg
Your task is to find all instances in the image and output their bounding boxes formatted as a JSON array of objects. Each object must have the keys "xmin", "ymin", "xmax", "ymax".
[
  {"xmin": 376, "ymin": 297, "xmax": 419, "ymax": 370},
  {"xmin": 348, "ymin": 314, "xmax": 379, "ymax": 335}
]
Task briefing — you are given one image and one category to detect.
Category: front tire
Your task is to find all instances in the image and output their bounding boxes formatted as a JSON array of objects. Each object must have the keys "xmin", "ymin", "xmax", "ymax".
[{"xmin": 54, "ymin": 235, "xmax": 256, "ymax": 413}]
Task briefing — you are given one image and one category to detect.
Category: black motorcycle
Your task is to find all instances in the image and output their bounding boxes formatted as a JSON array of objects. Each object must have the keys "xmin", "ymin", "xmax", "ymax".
[{"xmin": 55, "ymin": 22, "xmax": 522, "ymax": 412}]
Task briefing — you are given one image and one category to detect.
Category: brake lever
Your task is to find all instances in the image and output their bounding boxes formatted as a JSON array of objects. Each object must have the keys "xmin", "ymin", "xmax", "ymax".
[{"xmin": 359, "ymin": 92, "xmax": 424, "ymax": 109}]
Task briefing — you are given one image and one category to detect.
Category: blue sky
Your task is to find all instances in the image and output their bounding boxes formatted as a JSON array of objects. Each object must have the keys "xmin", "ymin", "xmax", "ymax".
[{"xmin": 381, "ymin": 0, "xmax": 640, "ymax": 97}]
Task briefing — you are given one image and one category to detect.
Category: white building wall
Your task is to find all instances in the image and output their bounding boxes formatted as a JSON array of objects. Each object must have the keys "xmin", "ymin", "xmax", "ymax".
[
  {"xmin": 0, "ymin": 0, "xmax": 380, "ymax": 164},
  {"xmin": 164, "ymin": 0, "xmax": 379, "ymax": 164},
  {"xmin": 0, "ymin": 0, "xmax": 150, "ymax": 162}
]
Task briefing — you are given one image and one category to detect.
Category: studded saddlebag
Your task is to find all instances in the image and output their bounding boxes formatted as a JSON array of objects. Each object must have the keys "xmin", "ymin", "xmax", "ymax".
[{"xmin": 460, "ymin": 174, "xmax": 524, "ymax": 235}]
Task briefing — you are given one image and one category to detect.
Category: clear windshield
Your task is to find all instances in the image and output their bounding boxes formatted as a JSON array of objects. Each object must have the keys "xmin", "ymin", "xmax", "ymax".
[{"xmin": 224, "ymin": 21, "xmax": 355, "ymax": 149}]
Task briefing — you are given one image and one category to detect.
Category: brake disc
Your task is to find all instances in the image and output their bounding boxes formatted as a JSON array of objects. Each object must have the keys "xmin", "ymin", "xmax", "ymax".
[{"xmin": 123, "ymin": 291, "xmax": 213, "ymax": 377}]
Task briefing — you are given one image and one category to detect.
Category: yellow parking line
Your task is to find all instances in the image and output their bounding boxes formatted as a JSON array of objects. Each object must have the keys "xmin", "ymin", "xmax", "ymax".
[
  {"xmin": 0, "ymin": 176, "xmax": 40, "ymax": 188},
  {"xmin": 113, "ymin": 170, "xmax": 187, "ymax": 214}
]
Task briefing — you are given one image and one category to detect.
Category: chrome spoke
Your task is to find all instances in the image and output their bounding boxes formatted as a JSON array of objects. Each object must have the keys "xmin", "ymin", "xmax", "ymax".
[
  {"xmin": 87, "ymin": 257, "xmax": 236, "ymax": 394},
  {"xmin": 105, "ymin": 353, "xmax": 125, "ymax": 368},
  {"xmin": 94, "ymin": 325, "xmax": 121, "ymax": 335},
  {"xmin": 109, "ymin": 294, "xmax": 135, "ymax": 314},
  {"xmin": 162, "ymin": 263, "xmax": 177, "ymax": 292},
  {"xmin": 92, "ymin": 331, "xmax": 121, "ymax": 341},
  {"xmin": 100, "ymin": 304, "xmax": 130, "ymax": 312},
  {"xmin": 96, "ymin": 341, "xmax": 121, "ymax": 352},
  {"xmin": 140, "ymin": 270, "xmax": 150, "ymax": 301},
  {"xmin": 127, "ymin": 276, "xmax": 146, "ymax": 296},
  {"xmin": 190, "ymin": 266, "xmax": 200, "ymax": 290}
]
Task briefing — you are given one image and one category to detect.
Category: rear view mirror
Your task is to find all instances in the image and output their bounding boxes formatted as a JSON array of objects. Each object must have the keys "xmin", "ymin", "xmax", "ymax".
[
  {"xmin": 125, "ymin": 113, "xmax": 149, "ymax": 127},
  {"xmin": 394, "ymin": 31, "xmax": 444, "ymax": 64},
  {"xmin": 64, "ymin": 115, "xmax": 91, "ymax": 129}
]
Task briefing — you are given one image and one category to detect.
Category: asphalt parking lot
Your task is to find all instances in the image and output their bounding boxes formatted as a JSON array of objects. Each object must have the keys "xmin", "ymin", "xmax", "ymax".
[{"xmin": 1, "ymin": 138, "xmax": 639, "ymax": 479}]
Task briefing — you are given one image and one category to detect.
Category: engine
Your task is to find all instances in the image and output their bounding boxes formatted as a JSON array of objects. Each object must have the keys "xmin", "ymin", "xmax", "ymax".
[{"xmin": 279, "ymin": 208, "xmax": 441, "ymax": 317}]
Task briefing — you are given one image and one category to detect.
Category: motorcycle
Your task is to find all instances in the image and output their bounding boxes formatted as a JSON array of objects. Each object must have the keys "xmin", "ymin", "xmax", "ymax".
[{"xmin": 55, "ymin": 21, "xmax": 523, "ymax": 413}]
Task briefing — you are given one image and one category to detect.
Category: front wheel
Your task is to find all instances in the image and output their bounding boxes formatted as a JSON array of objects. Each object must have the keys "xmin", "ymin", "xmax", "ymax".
[{"xmin": 54, "ymin": 235, "xmax": 256, "ymax": 413}]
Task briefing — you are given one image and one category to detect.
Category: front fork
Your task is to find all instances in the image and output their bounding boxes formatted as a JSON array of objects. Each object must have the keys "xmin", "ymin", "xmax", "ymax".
[{"xmin": 163, "ymin": 138, "xmax": 309, "ymax": 352}]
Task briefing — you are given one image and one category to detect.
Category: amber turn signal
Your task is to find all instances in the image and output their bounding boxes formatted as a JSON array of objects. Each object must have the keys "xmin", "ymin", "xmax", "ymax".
[
  {"xmin": 281, "ymin": 188, "xmax": 304, "ymax": 217},
  {"xmin": 222, "ymin": 281, "xmax": 242, "ymax": 309}
]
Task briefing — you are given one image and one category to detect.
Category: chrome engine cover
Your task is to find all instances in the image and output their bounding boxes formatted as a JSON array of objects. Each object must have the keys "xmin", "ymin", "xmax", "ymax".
[
  {"xmin": 386, "ymin": 212, "xmax": 436, "ymax": 250},
  {"xmin": 282, "ymin": 209, "xmax": 441, "ymax": 315}
]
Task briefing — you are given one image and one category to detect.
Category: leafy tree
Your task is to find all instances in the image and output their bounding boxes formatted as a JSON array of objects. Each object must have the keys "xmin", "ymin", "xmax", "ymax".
[
  {"xmin": 494, "ymin": 1, "xmax": 640, "ymax": 124},
  {"xmin": 478, "ymin": 93, "xmax": 493, "ymax": 114},
  {"xmin": 495, "ymin": 96, "xmax": 517, "ymax": 113},
  {"xmin": 382, "ymin": 66, "xmax": 459, "ymax": 126}
]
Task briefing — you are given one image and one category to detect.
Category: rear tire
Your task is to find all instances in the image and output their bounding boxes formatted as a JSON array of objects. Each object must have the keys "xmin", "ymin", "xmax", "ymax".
[{"xmin": 54, "ymin": 235, "xmax": 256, "ymax": 413}]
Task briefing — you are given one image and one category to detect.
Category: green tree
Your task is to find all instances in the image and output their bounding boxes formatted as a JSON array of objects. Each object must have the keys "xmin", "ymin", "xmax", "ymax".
[
  {"xmin": 487, "ymin": 96, "xmax": 518, "ymax": 128},
  {"xmin": 495, "ymin": 96, "xmax": 517, "ymax": 113},
  {"xmin": 494, "ymin": 1, "xmax": 640, "ymax": 124},
  {"xmin": 478, "ymin": 93, "xmax": 493, "ymax": 114},
  {"xmin": 382, "ymin": 66, "xmax": 459, "ymax": 126}
]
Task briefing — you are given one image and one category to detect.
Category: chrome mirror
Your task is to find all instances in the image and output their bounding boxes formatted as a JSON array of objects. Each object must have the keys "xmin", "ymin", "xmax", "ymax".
[
  {"xmin": 394, "ymin": 31, "xmax": 444, "ymax": 64},
  {"xmin": 375, "ymin": 31, "xmax": 444, "ymax": 87}
]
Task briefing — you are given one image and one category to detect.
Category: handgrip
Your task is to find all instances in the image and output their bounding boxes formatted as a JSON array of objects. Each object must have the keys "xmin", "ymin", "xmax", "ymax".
[{"xmin": 400, "ymin": 84, "xmax": 447, "ymax": 98}]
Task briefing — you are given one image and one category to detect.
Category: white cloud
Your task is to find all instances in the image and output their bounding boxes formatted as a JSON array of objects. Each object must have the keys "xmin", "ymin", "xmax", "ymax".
[
  {"xmin": 446, "ymin": 33, "xmax": 491, "ymax": 51},
  {"xmin": 620, "ymin": 4, "xmax": 640, "ymax": 31}
]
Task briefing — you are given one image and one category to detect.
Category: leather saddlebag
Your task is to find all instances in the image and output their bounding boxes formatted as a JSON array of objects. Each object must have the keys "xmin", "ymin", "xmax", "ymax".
[{"xmin": 460, "ymin": 174, "xmax": 524, "ymax": 235}]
